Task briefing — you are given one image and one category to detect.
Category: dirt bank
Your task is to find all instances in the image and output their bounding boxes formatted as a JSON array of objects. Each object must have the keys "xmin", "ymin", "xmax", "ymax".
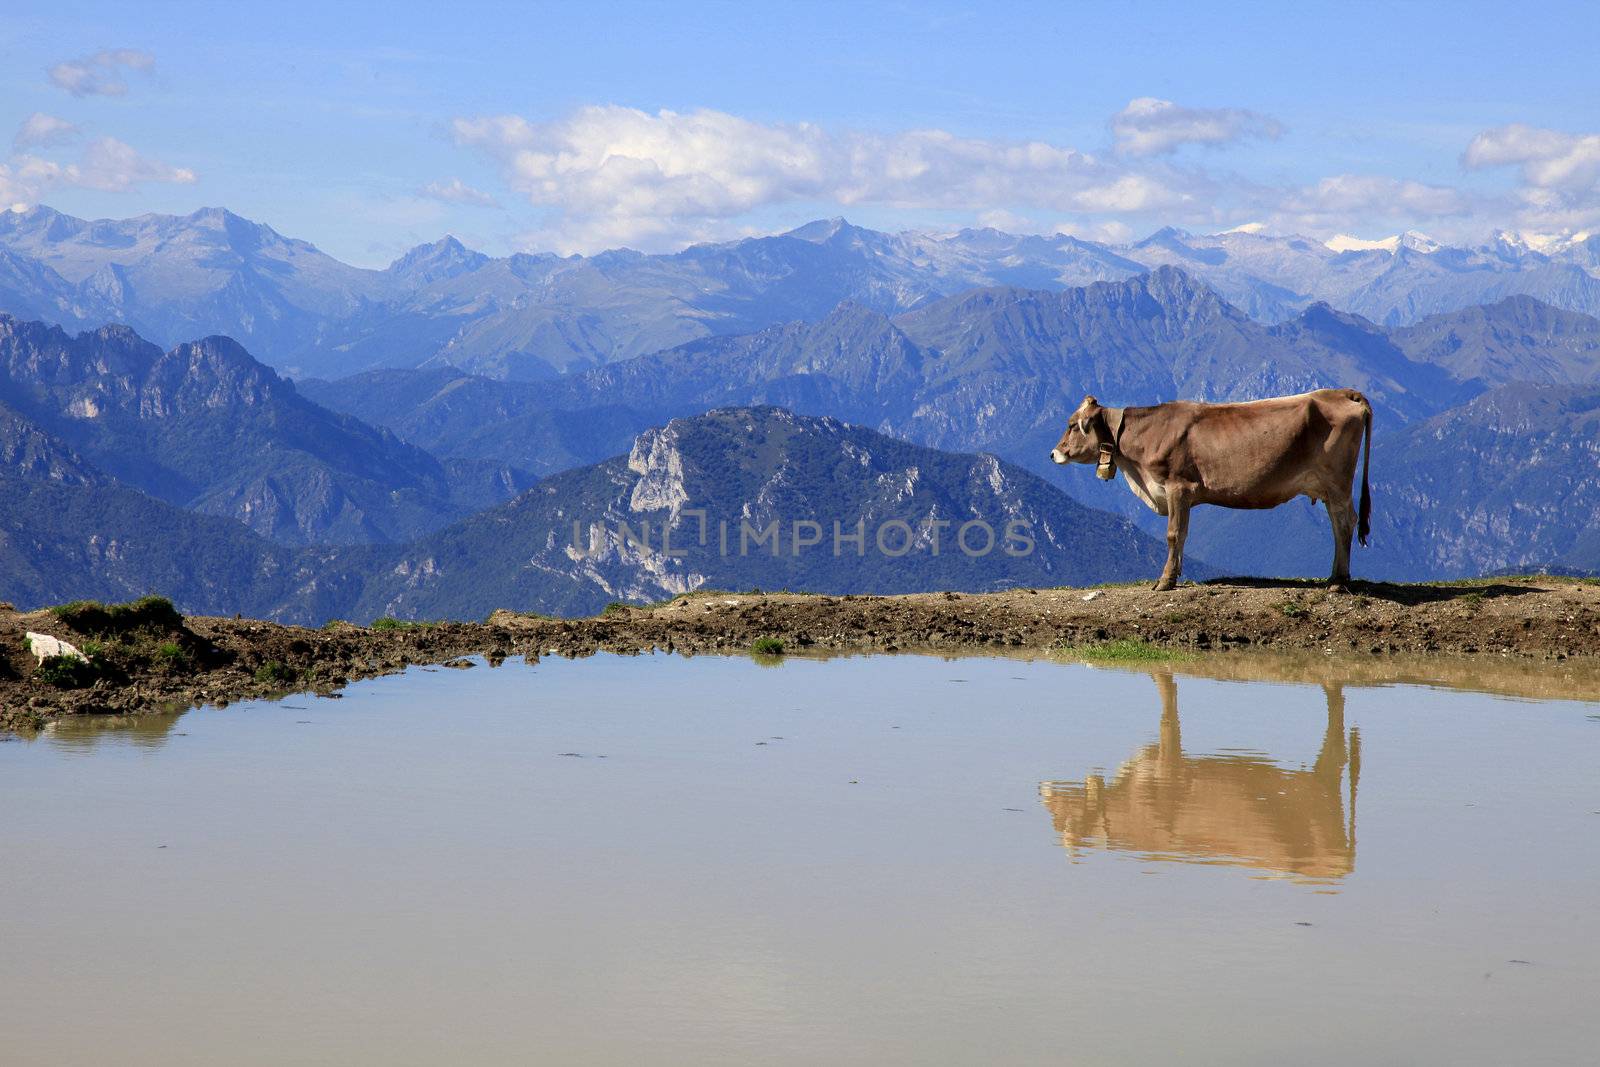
[{"xmin": 5, "ymin": 577, "xmax": 1600, "ymax": 729}]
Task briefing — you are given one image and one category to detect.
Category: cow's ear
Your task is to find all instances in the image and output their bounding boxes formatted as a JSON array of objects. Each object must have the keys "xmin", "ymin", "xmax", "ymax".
[
  {"xmin": 1083, "ymin": 394, "xmax": 1099, "ymax": 407},
  {"xmin": 1091, "ymin": 407, "xmax": 1124, "ymax": 446}
]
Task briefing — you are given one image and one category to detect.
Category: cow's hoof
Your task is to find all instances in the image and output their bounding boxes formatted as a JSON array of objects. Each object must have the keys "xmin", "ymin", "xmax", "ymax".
[
  {"xmin": 1152, "ymin": 578, "xmax": 1177, "ymax": 592},
  {"xmin": 1326, "ymin": 578, "xmax": 1351, "ymax": 593}
]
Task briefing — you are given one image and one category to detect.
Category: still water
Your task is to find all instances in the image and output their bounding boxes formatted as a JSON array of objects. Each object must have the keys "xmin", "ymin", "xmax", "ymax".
[{"xmin": 2, "ymin": 652, "xmax": 1597, "ymax": 1066}]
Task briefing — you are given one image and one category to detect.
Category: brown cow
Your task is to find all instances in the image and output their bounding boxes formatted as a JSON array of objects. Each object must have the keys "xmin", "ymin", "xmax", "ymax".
[{"xmin": 1050, "ymin": 388, "xmax": 1373, "ymax": 589}]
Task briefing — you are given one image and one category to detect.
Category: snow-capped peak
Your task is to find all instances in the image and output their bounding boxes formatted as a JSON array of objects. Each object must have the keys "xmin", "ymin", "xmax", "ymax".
[
  {"xmin": 1396, "ymin": 230, "xmax": 1441, "ymax": 253},
  {"xmin": 1325, "ymin": 230, "xmax": 1440, "ymax": 254},
  {"xmin": 1219, "ymin": 221, "xmax": 1267, "ymax": 235},
  {"xmin": 1492, "ymin": 229, "xmax": 1591, "ymax": 254},
  {"xmin": 1325, "ymin": 233, "xmax": 1398, "ymax": 253}
]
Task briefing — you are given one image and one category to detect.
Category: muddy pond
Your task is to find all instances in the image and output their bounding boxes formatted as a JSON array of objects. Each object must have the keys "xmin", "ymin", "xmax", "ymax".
[{"xmin": 3, "ymin": 652, "xmax": 1597, "ymax": 1065}]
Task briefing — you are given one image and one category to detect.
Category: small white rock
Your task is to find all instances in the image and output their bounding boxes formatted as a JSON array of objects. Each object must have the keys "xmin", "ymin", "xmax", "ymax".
[
  {"xmin": 1081, "ymin": 590, "xmax": 1103, "ymax": 602},
  {"xmin": 26, "ymin": 631, "xmax": 86, "ymax": 665}
]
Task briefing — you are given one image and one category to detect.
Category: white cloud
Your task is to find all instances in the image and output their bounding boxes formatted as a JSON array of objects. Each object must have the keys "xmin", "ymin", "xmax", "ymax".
[
  {"xmin": 1052, "ymin": 218, "xmax": 1133, "ymax": 244},
  {"xmin": 68, "ymin": 137, "xmax": 196, "ymax": 191},
  {"xmin": 47, "ymin": 48, "xmax": 156, "ymax": 97},
  {"xmin": 1463, "ymin": 123, "xmax": 1600, "ymax": 232},
  {"xmin": 0, "ymin": 157, "xmax": 66, "ymax": 210},
  {"xmin": 975, "ymin": 208, "xmax": 1034, "ymax": 231},
  {"xmin": 14, "ymin": 113, "xmax": 80, "ymax": 150},
  {"xmin": 0, "ymin": 137, "xmax": 195, "ymax": 207},
  {"xmin": 1111, "ymin": 97, "xmax": 1283, "ymax": 157},
  {"xmin": 1267, "ymin": 174, "xmax": 1471, "ymax": 233},
  {"xmin": 451, "ymin": 104, "xmax": 1204, "ymax": 251},
  {"xmin": 444, "ymin": 102, "xmax": 1581, "ymax": 252},
  {"xmin": 418, "ymin": 177, "xmax": 498, "ymax": 207}
]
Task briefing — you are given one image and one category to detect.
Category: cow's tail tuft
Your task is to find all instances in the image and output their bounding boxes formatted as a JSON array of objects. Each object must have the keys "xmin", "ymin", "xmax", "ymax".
[{"xmin": 1357, "ymin": 400, "xmax": 1373, "ymax": 547}]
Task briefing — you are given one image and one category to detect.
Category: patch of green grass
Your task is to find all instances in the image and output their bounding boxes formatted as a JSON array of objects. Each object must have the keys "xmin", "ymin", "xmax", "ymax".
[
  {"xmin": 254, "ymin": 661, "xmax": 298, "ymax": 687},
  {"xmin": 1461, "ymin": 590, "xmax": 1485, "ymax": 607},
  {"xmin": 370, "ymin": 616, "xmax": 433, "ymax": 631},
  {"xmin": 35, "ymin": 654, "xmax": 102, "ymax": 689},
  {"xmin": 750, "ymin": 636, "xmax": 785, "ymax": 656},
  {"xmin": 49, "ymin": 599, "xmax": 108, "ymax": 629},
  {"xmin": 600, "ymin": 602, "xmax": 631, "ymax": 616},
  {"xmin": 1279, "ymin": 601, "xmax": 1307, "ymax": 618},
  {"xmin": 1060, "ymin": 638, "xmax": 1185, "ymax": 663},
  {"xmin": 153, "ymin": 641, "xmax": 191, "ymax": 672},
  {"xmin": 51, "ymin": 595, "xmax": 182, "ymax": 636}
]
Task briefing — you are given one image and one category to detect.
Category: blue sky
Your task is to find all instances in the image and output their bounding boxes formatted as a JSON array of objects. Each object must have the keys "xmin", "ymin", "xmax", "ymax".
[{"xmin": 4, "ymin": 0, "xmax": 1597, "ymax": 264}]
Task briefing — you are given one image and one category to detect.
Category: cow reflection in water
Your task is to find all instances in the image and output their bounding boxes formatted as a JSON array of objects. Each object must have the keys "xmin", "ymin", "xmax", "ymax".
[{"xmin": 1040, "ymin": 672, "xmax": 1360, "ymax": 882}]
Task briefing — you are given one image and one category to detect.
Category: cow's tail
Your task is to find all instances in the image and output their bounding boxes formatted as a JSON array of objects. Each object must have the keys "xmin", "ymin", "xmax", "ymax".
[{"xmin": 1357, "ymin": 400, "xmax": 1373, "ymax": 547}]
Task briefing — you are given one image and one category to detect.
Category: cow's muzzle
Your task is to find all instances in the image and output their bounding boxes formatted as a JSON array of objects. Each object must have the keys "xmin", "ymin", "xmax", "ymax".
[{"xmin": 1050, "ymin": 448, "xmax": 1067, "ymax": 465}]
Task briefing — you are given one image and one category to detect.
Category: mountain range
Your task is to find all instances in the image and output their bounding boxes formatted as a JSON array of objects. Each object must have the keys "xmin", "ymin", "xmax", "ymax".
[
  {"xmin": 0, "ymin": 315, "xmax": 531, "ymax": 545},
  {"xmin": 303, "ymin": 267, "xmax": 1597, "ymax": 446},
  {"xmin": 304, "ymin": 267, "xmax": 1503, "ymax": 480},
  {"xmin": 298, "ymin": 270, "xmax": 1600, "ymax": 578},
  {"xmin": 5, "ymin": 204, "xmax": 1599, "ymax": 382},
  {"xmin": 5, "ymin": 203, "xmax": 1600, "ymax": 611},
  {"xmin": 0, "ymin": 403, "xmax": 1175, "ymax": 621}
]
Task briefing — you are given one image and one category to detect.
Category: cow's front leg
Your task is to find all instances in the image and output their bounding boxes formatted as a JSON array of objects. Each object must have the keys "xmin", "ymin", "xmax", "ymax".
[{"xmin": 1154, "ymin": 489, "xmax": 1191, "ymax": 591}]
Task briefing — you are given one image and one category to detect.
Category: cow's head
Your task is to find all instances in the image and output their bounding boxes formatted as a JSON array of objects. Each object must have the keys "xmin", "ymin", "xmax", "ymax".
[{"xmin": 1051, "ymin": 396, "xmax": 1118, "ymax": 479}]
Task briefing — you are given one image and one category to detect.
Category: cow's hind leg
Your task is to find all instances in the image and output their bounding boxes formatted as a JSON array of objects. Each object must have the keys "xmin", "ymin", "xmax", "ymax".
[
  {"xmin": 1324, "ymin": 496, "xmax": 1355, "ymax": 589},
  {"xmin": 1154, "ymin": 491, "xmax": 1192, "ymax": 591}
]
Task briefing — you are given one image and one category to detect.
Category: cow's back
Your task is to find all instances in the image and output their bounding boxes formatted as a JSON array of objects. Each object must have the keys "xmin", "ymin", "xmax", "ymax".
[{"xmin": 1149, "ymin": 390, "xmax": 1366, "ymax": 508}]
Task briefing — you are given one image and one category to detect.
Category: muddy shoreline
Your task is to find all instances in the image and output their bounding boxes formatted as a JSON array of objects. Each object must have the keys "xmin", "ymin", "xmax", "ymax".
[{"xmin": 5, "ymin": 577, "xmax": 1600, "ymax": 728}]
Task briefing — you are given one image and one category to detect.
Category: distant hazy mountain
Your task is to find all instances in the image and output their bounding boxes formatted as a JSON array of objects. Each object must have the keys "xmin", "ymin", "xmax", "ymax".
[
  {"xmin": 1391, "ymin": 295, "xmax": 1600, "ymax": 387},
  {"xmin": 6, "ymin": 204, "xmax": 1600, "ymax": 381},
  {"xmin": 0, "ymin": 315, "xmax": 530, "ymax": 545},
  {"xmin": 1122, "ymin": 227, "xmax": 1600, "ymax": 327},
  {"xmin": 309, "ymin": 268, "xmax": 1469, "ymax": 486},
  {"xmin": 0, "ymin": 247, "xmax": 114, "ymax": 330},
  {"xmin": 349, "ymin": 407, "xmax": 1177, "ymax": 621},
  {"xmin": 1369, "ymin": 382, "xmax": 1600, "ymax": 576},
  {"xmin": 0, "ymin": 206, "xmax": 382, "ymax": 367},
  {"xmin": 299, "ymin": 367, "xmax": 648, "ymax": 476}
]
